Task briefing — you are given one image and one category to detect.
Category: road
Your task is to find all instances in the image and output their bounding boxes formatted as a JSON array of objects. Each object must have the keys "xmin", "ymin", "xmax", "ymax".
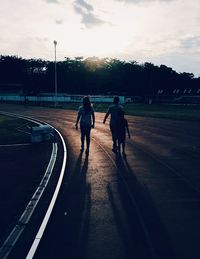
[{"xmin": 1, "ymin": 104, "xmax": 200, "ymax": 259}]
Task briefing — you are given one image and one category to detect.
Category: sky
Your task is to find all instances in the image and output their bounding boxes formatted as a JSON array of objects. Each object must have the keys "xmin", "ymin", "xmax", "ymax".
[{"xmin": 0, "ymin": 0, "xmax": 200, "ymax": 77}]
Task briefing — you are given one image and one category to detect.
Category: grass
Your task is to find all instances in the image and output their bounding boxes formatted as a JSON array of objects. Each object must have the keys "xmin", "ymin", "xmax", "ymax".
[
  {"xmin": 61, "ymin": 103, "xmax": 200, "ymax": 121},
  {"xmin": 123, "ymin": 104, "xmax": 200, "ymax": 121},
  {"xmin": 0, "ymin": 115, "xmax": 32, "ymax": 144}
]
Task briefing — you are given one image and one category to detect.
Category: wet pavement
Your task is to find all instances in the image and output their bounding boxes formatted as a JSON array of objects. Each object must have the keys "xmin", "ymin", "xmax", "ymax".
[{"xmin": 0, "ymin": 104, "xmax": 200, "ymax": 259}]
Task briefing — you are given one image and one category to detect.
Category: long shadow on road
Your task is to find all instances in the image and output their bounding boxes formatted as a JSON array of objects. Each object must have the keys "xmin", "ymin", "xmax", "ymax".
[
  {"xmin": 110, "ymin": 154, "xmax": 177, "ymax": 259},
  {"xmin": 35, "ymin": 152, "xmax": 91, "ymax": 259}
]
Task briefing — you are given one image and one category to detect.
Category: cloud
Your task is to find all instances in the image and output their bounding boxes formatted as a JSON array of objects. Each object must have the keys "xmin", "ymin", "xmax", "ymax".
[
  {"xmin": 180, "ymin": 36, "xmax": 200, "ymax": 51},
  {"xmin": 74, "ymin": 0, "xmax": 93, "ymax": 11},
  {"xmin": 45, "ymin": 0, "xmax": 60, "ymax": 4},
  {"xmin": 114, "ymin": 0, "xmax": 174, "ymax": 3},
  {"xmin": 137, "ymin": 35, "xmax": 200, "ymax": 76},
  {"xmin": 153, "ymin": 50, "xmax": 200, "ymax": 77},
  {"xmin": 73, "ymin": 0, "xmax": 106, "ymax": 28},
  {"xmin": 56, "ymin": 19, "xmax": 64, "ymax": 24}
]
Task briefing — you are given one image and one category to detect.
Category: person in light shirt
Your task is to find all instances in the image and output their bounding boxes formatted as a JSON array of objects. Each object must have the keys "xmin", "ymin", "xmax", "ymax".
[{"xmin": 75, "ymin": 96, "xmax": 95, "ymax": 155}]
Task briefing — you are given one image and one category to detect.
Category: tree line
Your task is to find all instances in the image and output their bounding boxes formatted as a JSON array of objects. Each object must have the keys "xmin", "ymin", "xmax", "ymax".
[{"xmin": 0, "ymin": 55, "xmax": 199, "ymax": 96}]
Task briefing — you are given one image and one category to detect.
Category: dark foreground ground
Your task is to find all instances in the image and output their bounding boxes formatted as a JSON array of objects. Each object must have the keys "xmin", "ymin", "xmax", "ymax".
[{"xmin": 0, "ymin": 103, "xmax": 200, "ymax": 259}]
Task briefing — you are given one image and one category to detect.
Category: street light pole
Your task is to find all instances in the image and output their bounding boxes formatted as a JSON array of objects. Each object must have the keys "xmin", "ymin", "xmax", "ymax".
[{"xmin": 53, "ymin": 40, "xmax": 57, "ymax": 107}]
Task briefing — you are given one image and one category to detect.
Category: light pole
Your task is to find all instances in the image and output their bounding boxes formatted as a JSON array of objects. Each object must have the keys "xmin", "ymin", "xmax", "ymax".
[{"xmin": 53, "ymin": 40, "xmax": 57, "ymax": 107}]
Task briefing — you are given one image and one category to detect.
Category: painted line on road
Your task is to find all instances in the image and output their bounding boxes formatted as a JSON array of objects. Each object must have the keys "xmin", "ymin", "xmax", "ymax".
[
  {"xmin": 0, "ymin": 111, "xmax": 68, "ymax": 258},
  {"xmin": 26, "ymin": 126, "xmax": 67, "ymax": 259},
  {"xmin": 0, "ymin": 112, "xmax": 59, "ymax": 259},
  {"xmin": 0, "ymin": 111, "xmax": 43, "ymax": 126},
  {"xmin": 0, "ymin": 143, "xmax": 32, "ymax": 147},
  {"xmin": 0, "ymin": 143, "xmax": 57, "ymax": 259}
]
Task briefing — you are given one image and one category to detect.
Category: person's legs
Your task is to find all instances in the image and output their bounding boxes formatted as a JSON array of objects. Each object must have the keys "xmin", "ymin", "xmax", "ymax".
[
  {"xmin": 80, "ymin": 126, "xmax": 86, "ymax": 151},
  {"xmin": 122, "ymin": 141, "xmax": 126, "ymax": 156},
  {"xmin": 118, "ymin": 140, "xmax": 121, "ymax": 153},
  {"xmin": 110, "ymin": 125, "xmax": 117, "ymax": 151},
  {"xmin": 85, "ymin": 126, "xmax": 91, "ymax": 154}
]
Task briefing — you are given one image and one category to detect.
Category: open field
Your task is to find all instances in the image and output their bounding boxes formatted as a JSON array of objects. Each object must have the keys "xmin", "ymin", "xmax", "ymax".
[
  {"xmin": 123, "ymin": 104, "xmax": 200, "ymax": 120},
  {"xmin": 0, "ymin": 115, "xmax": 31, "ymax": 144},
  {"xmin": 61, "ymin": 103, "xmax": 200, "ymax": 121},
  {"xmin": 1, "ymin": 103, "xmax": 199, "ymax": 144}
]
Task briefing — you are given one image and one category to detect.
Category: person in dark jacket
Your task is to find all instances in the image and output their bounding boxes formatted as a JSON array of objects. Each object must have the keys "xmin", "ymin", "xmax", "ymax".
[
  {"xmin": 103, "ymin": 96, "xmax": 123, "ymax": 152},
  {"xmin": 117, "ymin": 110, "xmax": 130, "ymax": 156}
]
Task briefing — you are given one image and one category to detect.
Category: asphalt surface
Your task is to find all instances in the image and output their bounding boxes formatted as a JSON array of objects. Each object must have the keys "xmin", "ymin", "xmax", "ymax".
[{"xmin": 0, "ymin": 103, "xmax": 200, "ymax": 259}]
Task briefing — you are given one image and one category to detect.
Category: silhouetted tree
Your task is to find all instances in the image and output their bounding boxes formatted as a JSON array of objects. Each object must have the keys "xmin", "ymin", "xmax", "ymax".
[{"xmin": 0, "ymin": 55, "xmax": 199, "ymax": 97}]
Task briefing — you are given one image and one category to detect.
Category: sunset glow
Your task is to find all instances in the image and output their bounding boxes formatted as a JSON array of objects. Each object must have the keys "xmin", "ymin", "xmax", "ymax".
[{"xmin": 0, "ymin": 0, "xmax": 200, "ymax": 76}]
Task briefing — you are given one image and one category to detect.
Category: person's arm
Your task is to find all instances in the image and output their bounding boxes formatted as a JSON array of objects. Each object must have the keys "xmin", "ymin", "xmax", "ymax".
[
  {"xmin": 92, "ymin": 111, "xmax": 95, "ymax": 128},
  {"xmin": 103, "ymin": 108, "xmax": 110, "ymax": 124},
  {"xmin": 75, "ymin": 108, "xmax": 81, "ymax": 129}
]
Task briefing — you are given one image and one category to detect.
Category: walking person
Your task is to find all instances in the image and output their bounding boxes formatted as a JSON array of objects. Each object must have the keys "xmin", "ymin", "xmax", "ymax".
[
  {"xmin": 75, "ymin": 96, "xmax": 95, "ymax": 155},
  {"xmin": 103, "ymin": 96, "xmax": 123, "ymax": 152},
  {"xmin": 117, "ymin": 110, "xmax": 130, "ymax": 156}
]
